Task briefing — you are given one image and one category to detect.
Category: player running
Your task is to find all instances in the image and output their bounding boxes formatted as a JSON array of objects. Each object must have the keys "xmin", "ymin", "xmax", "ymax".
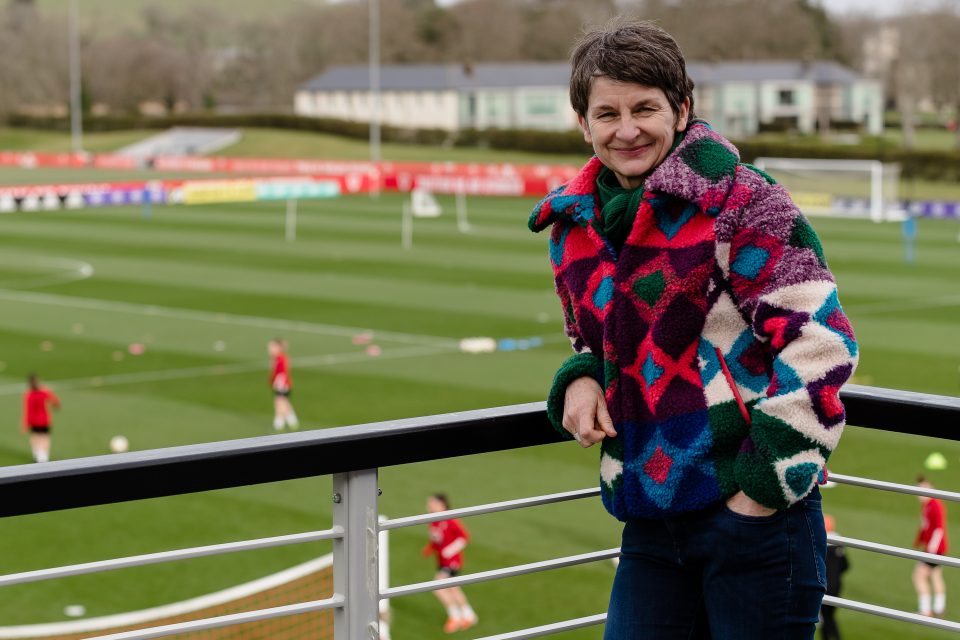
[
  {"xmin": 422, "ymin": 493, "xmax": 478, "ymax": 633},
  {"xmin": 914, "ymin": 475, "xmax": 949, "ymax": 617},
  {"xmin": 22, "ymin": 374, "xmax": 60, "ymax": 463},
  {"xmin": 268, "ymin": 338, "xmax": 299, "ymax": 431}
]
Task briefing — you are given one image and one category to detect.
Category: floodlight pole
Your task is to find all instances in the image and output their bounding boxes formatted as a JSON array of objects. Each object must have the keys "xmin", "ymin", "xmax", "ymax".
[
  {"xmin": 369, "ymin": 0, "xmax": 381, "ymax": 189},
  {"xmin": 68, "ymin": 0, "xmax": 84, "ymax": 155}
]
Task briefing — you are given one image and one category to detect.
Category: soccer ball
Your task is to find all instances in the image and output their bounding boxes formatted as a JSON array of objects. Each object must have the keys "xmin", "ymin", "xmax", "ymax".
[{"xmin": 110, "ymin": 435, "xmax": 129, "ymax": 454}]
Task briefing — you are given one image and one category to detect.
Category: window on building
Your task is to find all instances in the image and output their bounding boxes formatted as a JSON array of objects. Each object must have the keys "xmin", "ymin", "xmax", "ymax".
[
  {"xmin": 485, "ymin": 94, "xmax": 508, "ymax": 119},
  {"xmin": 778, "ymin": 89, "xmax": 795, "ymax": 106},
  {"xmin": 524, "ymin": 94, "xmax": 558, "ymax": 116}
]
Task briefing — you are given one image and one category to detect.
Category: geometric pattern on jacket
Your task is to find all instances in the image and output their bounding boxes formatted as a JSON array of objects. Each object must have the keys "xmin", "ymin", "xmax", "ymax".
[{"xmin": 529, "ymin": 121, "xmax": 858, "ymax": 519}]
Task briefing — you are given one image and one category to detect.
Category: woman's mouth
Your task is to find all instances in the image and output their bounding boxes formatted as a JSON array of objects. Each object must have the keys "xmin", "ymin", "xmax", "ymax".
[{"xmin": 614, "ymin": 144, "xmax": 651, "ymax": 156}]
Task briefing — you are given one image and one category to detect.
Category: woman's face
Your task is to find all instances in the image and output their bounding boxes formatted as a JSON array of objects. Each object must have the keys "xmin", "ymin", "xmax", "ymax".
[{"xmin": 578, "ymin": 76, "xmax": 690, "ymax": 190}]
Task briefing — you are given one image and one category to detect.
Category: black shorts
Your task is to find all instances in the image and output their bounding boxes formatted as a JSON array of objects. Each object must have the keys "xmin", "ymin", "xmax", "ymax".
[
  {"xmin": 924, "ymin": 561, "xmax": 942, "ymax": 569},
  {"xmin": 29, "ymin": 425, "xmax": 50, "ymax": 434},
  {"xmin": 437, "ymin": 566, "xmax": 460, "ymax": 578},
  {"xmin": 273, "ymin": 389, "xmax": 291, "ymax": 398}
]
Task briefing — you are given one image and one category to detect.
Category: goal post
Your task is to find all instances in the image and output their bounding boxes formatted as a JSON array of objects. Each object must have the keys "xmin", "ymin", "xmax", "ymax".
[{"xmin": 753, "ymin": 157, "xmax": 903, "ymax": 223}]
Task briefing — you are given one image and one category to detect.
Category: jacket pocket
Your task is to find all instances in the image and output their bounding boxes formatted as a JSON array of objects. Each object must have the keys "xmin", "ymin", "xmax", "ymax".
[{"xmin": 714, "ymin": 347, "xmax": 751, "ymax": 426}]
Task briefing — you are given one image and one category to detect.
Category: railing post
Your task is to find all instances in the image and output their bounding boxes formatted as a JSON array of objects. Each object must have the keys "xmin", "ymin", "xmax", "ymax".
[{"xmin": 333, "ymin": 469, "xmax": 380, "ymax": 640}]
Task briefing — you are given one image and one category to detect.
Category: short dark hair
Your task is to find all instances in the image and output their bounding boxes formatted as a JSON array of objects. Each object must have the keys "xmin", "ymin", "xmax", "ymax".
[
  {"xmin": 431, "ymin": 493, "xmax": 449, "ymax": 509},
  {"xmin": 569, "ymin": 19, "xmax": 695, "ymax": 120}
]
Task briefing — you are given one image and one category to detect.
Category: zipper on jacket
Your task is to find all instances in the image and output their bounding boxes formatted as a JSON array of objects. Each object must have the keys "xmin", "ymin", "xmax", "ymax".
[{"xmin": 714, "ymin": 347, "xmax": 751, "ymax": 425}]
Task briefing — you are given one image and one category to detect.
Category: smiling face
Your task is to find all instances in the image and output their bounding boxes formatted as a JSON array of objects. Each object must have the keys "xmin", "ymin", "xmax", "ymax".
[{"xmin": 578, "ymin": 76, "xmax": 690, "ymax": 190}]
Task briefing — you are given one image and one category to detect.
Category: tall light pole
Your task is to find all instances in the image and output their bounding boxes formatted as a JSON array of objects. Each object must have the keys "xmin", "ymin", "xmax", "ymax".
[
  {"xmin": 68, "ymin": 0, "xmax": 83, "ymax": 154},
  {"xmin": 369, "ymin": 0, "xmax": 381, "ymax": 166}
]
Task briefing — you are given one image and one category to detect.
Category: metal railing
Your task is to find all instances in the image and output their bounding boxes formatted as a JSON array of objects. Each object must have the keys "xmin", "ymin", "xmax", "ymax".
[{"xmin": 0, "ymin": 384, "xmax": 958, "ymax": 639}]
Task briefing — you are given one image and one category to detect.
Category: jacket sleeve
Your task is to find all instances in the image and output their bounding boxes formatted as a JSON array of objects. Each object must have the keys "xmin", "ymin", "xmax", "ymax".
[
  {"xmin": 727, "ymin": 176, "xmax": 859, "ymax": 509},
  {"xmin": 545, "ymin": 226, "xmax": 603, "ymax": 437}
]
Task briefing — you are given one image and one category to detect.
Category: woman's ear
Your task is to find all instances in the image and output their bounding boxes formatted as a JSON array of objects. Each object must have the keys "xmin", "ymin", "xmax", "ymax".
[
  {"xmin": 676, "ymin": 97, "xmax": 691, "ymax": 132},
  {"xmin": 578, "ymin": 113, "xmax": 593, "ymax": 144}
]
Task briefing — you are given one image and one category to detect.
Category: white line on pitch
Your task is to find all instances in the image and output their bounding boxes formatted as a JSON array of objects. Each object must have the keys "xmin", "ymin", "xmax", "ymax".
[
  {"xmin": 0, "ymin": 345, "xmax": 453, "ymax": 396},
  {"xmin": 0, "ymin": 289, "xmax": 459, "ymax": 348},
  {"xmin": 0, "ymin": 258, "xmax": 94, "ymax": 289},
  {"xmin": 846, "ymin": 293, "xmax": 960, "ymax": 316}
]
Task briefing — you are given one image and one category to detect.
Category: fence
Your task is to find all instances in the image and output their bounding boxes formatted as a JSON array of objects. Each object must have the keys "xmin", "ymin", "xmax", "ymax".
[{"xmin": 0, "ymin": 384, "xmax": 958, "ymax": 639}]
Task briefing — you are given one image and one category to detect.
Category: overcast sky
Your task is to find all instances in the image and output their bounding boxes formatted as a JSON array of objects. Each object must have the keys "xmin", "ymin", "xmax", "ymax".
[
  {"xmin": 819, "ymin": 0, "xmax": 931, "ymax": 15},
  {"xmin": 429, "ymin": 0, "xmax": 931, "ymax": 17}
]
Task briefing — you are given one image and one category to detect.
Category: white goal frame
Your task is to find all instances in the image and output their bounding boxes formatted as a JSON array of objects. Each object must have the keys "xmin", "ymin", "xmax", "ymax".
[{"xmin": 754, "ymin": 157, "xmax": 903, "ymax": 223}]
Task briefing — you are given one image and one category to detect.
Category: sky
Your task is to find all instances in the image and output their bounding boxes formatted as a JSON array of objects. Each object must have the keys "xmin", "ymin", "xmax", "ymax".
[
  {"xmin": 429, "ymin": 0, "xmax": 931, "ymax": 17},
  {"xmin": 818, "ymin": 0, "xmax": 934, "ymax": 16}
]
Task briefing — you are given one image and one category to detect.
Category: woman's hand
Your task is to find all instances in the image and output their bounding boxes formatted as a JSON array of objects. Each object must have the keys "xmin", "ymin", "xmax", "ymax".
[
  {"xmin": 725, "ymin": 490, "xmax": 777, "ymax": 517},
  {"xmin": 562, "ymin": 376, "xmax": 617, "ymax": 448}
]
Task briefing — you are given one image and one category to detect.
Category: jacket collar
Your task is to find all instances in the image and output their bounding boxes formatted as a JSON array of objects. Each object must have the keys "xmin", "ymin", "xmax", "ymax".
[{"xmin": 529, "ymin": 120, "xmax": 740, "ymax": 232}]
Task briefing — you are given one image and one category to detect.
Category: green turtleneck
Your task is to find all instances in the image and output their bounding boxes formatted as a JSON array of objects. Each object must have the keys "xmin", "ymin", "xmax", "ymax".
[
  {"xmin": 594, "ymin": 129, "xmax": 688, "ymax": 251},
  {"xmin": 596, "ymin": 166, "xmax": 644, "ymax": 252}
]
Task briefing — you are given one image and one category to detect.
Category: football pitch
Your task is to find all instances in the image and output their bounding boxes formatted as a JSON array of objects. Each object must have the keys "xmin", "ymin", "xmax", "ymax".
[{"xmin": 0, "ymin": 189, "xmax": 958, "ymax": 639}]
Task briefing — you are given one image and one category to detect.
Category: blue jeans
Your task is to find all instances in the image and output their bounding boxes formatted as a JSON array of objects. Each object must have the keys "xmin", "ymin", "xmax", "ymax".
[{"xmin": 605, "ymin": 488, "xmax": 826, "ymax": 640}]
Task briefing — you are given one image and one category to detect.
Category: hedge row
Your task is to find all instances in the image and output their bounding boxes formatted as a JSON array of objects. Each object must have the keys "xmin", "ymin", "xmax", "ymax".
[
  {"xmin": 6, "ymin": 112, "xmax": 595, "ymax": 155},
  {"xmin": 7, "ymin": 113, "xmax": 959, "ymax": 181}
]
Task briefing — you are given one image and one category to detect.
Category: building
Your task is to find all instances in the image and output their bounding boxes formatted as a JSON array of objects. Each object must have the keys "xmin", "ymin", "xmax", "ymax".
[
  {"xmin": 690, "ymin": 61, "xmax": 884, "ymax": 137},
  {"xmin": 295, "ymin": 63, "xmax": 576, "ymax": 133},
  {"xmin": 295, "ymin": 61, "xmax": 883, "ymax": 137}
]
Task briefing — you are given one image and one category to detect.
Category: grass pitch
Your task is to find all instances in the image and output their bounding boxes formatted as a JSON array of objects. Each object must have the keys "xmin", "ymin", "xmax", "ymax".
[{"xmin": 0, "ymin": 187, "xmax": 957, "ymax": 639}]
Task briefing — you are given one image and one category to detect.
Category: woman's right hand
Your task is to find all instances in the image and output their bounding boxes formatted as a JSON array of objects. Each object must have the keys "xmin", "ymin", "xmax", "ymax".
[{"xmin": 562, "ymin": 376, "xmax": 617, "ymax": 448}]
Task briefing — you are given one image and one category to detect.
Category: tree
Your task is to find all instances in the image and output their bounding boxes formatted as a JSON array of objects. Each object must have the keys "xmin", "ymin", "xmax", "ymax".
[
  {"xmin": 621, "ymin": 0, "xmax": 841, "ymax": 62},
  {"xmin": 0, "ymin": 4, "xmax": 68, "ymax": 116}
]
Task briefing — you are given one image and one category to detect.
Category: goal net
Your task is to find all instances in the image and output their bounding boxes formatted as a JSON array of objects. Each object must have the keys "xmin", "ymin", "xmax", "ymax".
[
  {"xmin": 0, "ymin": 556, "xmax": 334, "ymax": 640},
  {"xmin": 753, "ymin": 157, "xmax": 904, "ymax": 222}
]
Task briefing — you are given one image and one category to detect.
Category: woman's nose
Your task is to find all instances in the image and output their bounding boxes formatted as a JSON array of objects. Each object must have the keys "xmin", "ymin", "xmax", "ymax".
[{"xmin": 615, "ymin": 116, "xmax": 639, "ymax": 140}]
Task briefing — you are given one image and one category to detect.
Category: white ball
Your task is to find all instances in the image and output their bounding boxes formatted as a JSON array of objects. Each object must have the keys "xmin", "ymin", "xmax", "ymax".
[
  {"xmin": 110, "ymin": 435, "xmax": 129, "ymax": 453},
  {"xmin": 64, "ymin": 604, "xmax": 86, "ymax": 617}
]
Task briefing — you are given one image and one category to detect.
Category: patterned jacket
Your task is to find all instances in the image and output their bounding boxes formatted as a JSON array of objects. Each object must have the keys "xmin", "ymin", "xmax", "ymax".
[{"xmin": 529, "ymin": 121, "xmax": 858, "ymax": 519}]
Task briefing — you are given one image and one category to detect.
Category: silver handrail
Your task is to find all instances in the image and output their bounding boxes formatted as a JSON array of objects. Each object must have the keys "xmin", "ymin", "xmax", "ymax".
[{"xmin": 0, "ymin": 527, "xmax": 343, "ymax": 588}]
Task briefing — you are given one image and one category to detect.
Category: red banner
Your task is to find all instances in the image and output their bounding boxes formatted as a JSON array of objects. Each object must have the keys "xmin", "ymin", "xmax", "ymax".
[{"xmin": 0, "ymin": 150, "xmax": 580, "ymax": 197}]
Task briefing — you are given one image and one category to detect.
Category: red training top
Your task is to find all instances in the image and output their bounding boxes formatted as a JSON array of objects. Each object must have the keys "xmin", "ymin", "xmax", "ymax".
[
  {"xmin": 271, "ymin": 354, "xmax": 292, "ymax": 391},
  {"xmin": 916, "ymin": 498, "xmax": 948, "ymax": 555},
  {"xmin": 425, "ymin": 519, "xmax": 469, "ymax": 570},
  {"xmin": 23, "ymin": 388, "xmax": 60, "ymax": 430}
]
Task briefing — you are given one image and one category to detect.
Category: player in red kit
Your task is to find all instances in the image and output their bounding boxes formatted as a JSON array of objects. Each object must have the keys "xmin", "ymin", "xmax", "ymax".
[
  {"xmin": 422, "ymin": 493, "xmax": 478, "ymax": 633},
  {"xmin": 22, "ymin": 374, "xmax": 60, "ymax": 463},
  {"xmin": 268, "ymin": 338, "xmax": 299, "ymax": 431},
  {"xmin": 913, "ymin": 475, "xmax": 949, "ymax": 617}
]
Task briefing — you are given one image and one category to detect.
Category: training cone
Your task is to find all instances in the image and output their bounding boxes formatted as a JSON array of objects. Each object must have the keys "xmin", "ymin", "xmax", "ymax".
[{"xmin": 925, "ymin": 452, "xmax": 948, "ymax": 471}]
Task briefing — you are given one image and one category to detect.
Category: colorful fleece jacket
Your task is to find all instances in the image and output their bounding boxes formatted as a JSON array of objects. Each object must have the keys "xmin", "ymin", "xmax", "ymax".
[{"xmin": 529, "ymin": 121, "xmax": 858, "ymax": 519}]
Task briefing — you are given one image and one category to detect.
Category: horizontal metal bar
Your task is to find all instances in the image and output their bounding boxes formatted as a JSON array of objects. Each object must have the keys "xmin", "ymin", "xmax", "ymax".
[
  {"xmin": 380, "ymin": 488, "xmax": 600, "ymax": 530},
  {"xmin": 828, "ymin": 534, "xmax": 960, "ymax": 569},
  {"xmin": 87, "ymin": 595, "xmax": 344, "ymax": 640},
  {"xmin": 0, "ymin": 385, "xmax": 955, "ymax": 519},
  {"xmin": 0, "ymin": 527, "xmax": 342, "ymax": 588},
  {"xmin": 841, "ymin": 383, "xmax": 960, "ymax": 440},
  {"xmin": 0, "ymin": 402, "xmax": 558, "ymax": 518},
  {"xmin": 824, "ymin": 595, "xmax": 960, "ymax": 632},
  {"xmin": 382, "ymin": 548, "xmax": 619, "ymax": 599},
  {"xmin": 476, "ymin": 614, "xmax": 607, "ymax": 640},
  {"xmin": 829, "ymin": 473, "xmax": 960, "ymax": 503}
]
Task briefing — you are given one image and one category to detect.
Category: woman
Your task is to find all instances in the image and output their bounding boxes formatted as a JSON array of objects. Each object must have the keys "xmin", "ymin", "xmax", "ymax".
[
  {"xmin": 22, "ymin": 374, "xmax": 60, "ymax": 463},
  {"xmin": 421, "ymin": 493, "xmax": 479, "ymax": 633},
  {"xmin": 268, "ymin": 338, "xmax": 299, "ymax": 431},
  {"xmin": 913, "ymin": 475, "xmax": 948, "ymax": 617},
  {"xmin": 529, "ymin": 20, "xmax": 859, "ymax": 638}
]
